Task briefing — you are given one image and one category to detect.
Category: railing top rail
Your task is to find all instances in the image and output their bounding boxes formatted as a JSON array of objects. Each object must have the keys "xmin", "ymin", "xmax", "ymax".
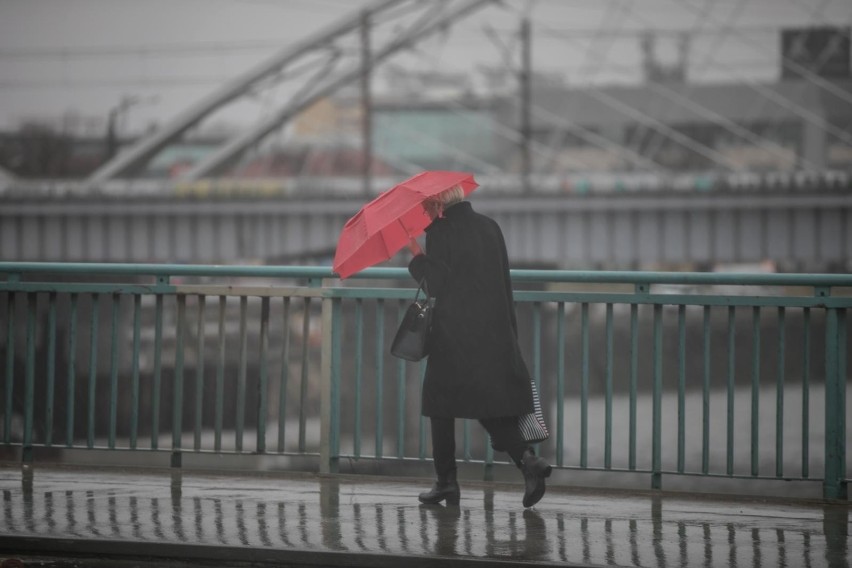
[
  {"xmin": 1, "ymin": 262, "xmax": 851, "ymax": 288},
  {"xmin": 0, "ymin": 262, "xmax": 336, "ymax": 280}
]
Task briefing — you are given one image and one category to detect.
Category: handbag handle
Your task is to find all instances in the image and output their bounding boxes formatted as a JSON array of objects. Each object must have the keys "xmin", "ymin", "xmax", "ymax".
[{"xmin": 414, "ymin": 278, "xmax": 429, "ymax": 302}]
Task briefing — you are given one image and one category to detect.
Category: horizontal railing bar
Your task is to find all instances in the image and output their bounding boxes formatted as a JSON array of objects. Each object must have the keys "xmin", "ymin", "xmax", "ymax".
[
  {"xmin": 333, "ymin": 286, "xmax": 852, "ymax": 308},
  {"xmin": 4, "ymin": 280, "xmax": 849, "ymax": 308},
  {"xmin": 174, "ymin": 285, "xmax": 323, "ymax": 298},
  {"xmin": 511, "ymin": 270, "xmax": 852, "ymax": 287},
  {"xmin": 3, "ymin": 262, "xmax": 852, "ymax": 288},
  {"xmin": 20, "ymin": 445, "xmax": 322, "ymax": 458},
  {"xmin": 0, "ymin": 283, "xmax": 326, "ymax": 297},
  {"xmin": 0, "ymin": 283, "xmax": 175, "ymax": 295},
  {"xmin": 548, "ymin": 467, "xmax": 827, "ymax": 482},
  {"xmin": 0, "ymin": 262, "xmax": 337, "ymax": 280},
  {"xmin": 510, "ymin": 291, "xmax": 852, "ymax": 308},
  {"xmin": 324, "ymin": 287, "xmax": 429, "ymax": 300}
]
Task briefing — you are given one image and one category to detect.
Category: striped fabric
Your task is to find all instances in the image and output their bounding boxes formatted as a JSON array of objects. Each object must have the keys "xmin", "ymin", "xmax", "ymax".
[{"xmin": 519, "ymin": 379, "xmax": 549, "ymax": 443}]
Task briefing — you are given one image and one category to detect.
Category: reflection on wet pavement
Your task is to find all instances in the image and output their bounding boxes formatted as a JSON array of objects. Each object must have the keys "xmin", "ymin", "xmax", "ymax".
[{"xmin": 0, "ymin": 466, "xmax": 849, "ymax": 567}]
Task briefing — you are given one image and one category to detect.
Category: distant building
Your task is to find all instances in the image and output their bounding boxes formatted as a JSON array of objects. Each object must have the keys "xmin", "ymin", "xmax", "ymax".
[{"xmin": 498, "ymin": 77, "xmax": 852, "ymax": 175}]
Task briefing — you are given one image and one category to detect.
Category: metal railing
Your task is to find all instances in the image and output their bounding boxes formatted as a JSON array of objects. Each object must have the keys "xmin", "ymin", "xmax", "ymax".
[{"xmin": 1, "ymin": 263, "xmax": 848, "ymax": 499}]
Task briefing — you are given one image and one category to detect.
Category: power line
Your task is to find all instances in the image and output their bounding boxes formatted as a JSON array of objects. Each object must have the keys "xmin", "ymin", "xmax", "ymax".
[
  {"xmin": 0, "ymin": 40, "xmax": 289, "ymax": 59},
  {"xmin": 226, "ymin": 0, "xmax": 369, "ymax": 10},
  {"xmin": 0, "ymin": 58, "xmax": 782, "ymax": 91},
  {"xmin": 0, "ymin": 77, "xmax": 230, "ymax": 89},
  {"xmin": 514, "ymin": 24, "xmax": 817, "ymax": 38},
  {"xmin": 536, "ymin": 0, "xmax": 852, "ymax": 155},
  {"xmin": 6, "ymin": 23, "xmax": 846, "ymax": 60}
]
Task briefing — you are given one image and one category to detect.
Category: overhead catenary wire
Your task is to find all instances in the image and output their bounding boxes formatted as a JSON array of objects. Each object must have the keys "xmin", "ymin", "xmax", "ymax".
[
  {"xmin": 625, "ymin": 0, "xmax": 852, "ymax": 149},
  {"xmin": 4, "ymin": 23, "xmax": 836, "ymax": 61},
  {"xmin": 382, "ymin": 62, "xmax": 659, "ymax": 173},
  {"xmin": 629, "ymin": 0, "xmax": 746, "ymax": 165},
  {"xmin": 468, "ymin": 0, "xmax": 668, "ymax": 172},
  {"xmin": 424, "ymin": 88, "xmax": 669, "ymax": 174},
  {"xmin": 718, "ymin": 0, "xmax": 837, "ymax": 167},
  {"xmin": 505, "ymin": 0, "xmax": 747, "ymax": 172},
  {"xmin": 528, "ymin": 0, "xmax": 756, "ymax": 172},
  {"xmin": 529, "ymin": 0, "xmax": 852, "ymax": 166},
  {"xmin": 674, "ymin": 0, "xmax": 852, "ymax": 106},
  {"xmin": 0, "ymin": 40, "xmax": 290, "ymax": 59},
  {"xmin": 524, "ymin": 0, "xmax": 745, "ymax": 172},
  {"xmin": 0, "ymin": 58, "xmax": 782, "ymax": 90},
  {"xmin": 492, "ymin": 0, "xmax": 669, "ymax": 172}
]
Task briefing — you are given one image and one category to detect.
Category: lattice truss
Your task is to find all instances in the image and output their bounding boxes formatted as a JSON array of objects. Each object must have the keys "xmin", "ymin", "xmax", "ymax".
[{"xmin": 83, "ymin": 0, "xmax": 852, "ymax": 183}]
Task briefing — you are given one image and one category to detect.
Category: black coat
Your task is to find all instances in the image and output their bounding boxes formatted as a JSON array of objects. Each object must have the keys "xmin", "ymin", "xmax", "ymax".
[{"xmin": 408, "ymin": 201, "xmax": 533, "ymax": 419}]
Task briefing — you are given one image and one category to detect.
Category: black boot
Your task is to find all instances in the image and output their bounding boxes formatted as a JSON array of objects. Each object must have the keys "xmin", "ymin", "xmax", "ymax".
[
  {"xmin": 419, "ymin": 469, "xmax": 460, "ymax": 506},
  {"xmin": 520, "ymin": 449, "xmax": 551, "ymax": 508}
]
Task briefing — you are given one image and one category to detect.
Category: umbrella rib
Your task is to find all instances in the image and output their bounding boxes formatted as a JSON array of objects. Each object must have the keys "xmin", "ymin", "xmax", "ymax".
[
  {"xmin": 383, "ymin": 217, "xmax": 410, "ymax": 257},
  {"xmin": 334, "ymin": 172, "xmax": 478, "ymax": 278}
]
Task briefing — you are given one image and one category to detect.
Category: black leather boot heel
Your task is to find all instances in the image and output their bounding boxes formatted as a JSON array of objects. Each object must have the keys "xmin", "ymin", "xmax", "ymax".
[
  {"xmin": 418, "ymin": 470, "xmax": 460, "ymax": 505},
  {"xmin": 520, "ymin": 449, "xmax": 551, "ymax": 508}
]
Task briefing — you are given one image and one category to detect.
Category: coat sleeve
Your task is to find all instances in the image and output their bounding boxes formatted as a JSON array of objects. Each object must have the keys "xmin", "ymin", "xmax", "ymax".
[
  {"xmin": 408, "ymin": 254, "xmax": 450, "ymax": 297},
  {"xmin": 407, "ymin": 224, "xmax": 451, "ymax": 297}
]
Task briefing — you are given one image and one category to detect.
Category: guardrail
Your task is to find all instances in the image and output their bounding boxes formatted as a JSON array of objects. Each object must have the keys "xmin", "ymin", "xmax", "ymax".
[{"xmin": 1, "ymin": 263, "xmax": 848, "ymax": 499}]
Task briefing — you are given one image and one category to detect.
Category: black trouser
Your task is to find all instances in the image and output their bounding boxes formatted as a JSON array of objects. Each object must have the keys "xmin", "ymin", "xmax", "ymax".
[{"xmin": 429, "ymin": 416, "xmax": 527, "ymax": 479}]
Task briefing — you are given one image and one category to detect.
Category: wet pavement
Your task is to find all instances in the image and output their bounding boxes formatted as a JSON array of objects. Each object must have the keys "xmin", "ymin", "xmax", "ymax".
[{"xmin": 0, "ymin": 464, "xmax": 849, "ymax": 567}]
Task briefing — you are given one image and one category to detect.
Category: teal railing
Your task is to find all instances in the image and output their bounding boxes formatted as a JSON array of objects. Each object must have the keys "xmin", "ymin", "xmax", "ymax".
[{"xmin": 1, "ymin": 263, "xmax": 848, "ymax": 499}]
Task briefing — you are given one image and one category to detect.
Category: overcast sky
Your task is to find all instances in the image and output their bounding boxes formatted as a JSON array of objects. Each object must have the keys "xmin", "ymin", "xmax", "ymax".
[{"xmin": 0, "ymin": 0, "xmax": 849, "ymax": 134}]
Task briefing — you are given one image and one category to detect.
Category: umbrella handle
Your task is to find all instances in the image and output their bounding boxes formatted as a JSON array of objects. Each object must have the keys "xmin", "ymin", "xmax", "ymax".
[{"xmin": 407, "ymin": 237, "xmax": 423, "ymax": 256}]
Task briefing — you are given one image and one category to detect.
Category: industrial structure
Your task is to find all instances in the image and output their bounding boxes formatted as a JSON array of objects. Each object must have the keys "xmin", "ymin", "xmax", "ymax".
[
  {"xmin": 1, "ymin": 3, "xmax": 849, "ymax": 191},
  {"xmin": 0, "ymin": 1, "xmax": 849, "ymax": 270}
]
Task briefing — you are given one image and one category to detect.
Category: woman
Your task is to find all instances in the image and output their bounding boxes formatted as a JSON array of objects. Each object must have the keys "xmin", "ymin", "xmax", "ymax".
[{"xmin": 406, "ymin": 185, "xmax": 551, "ymax": 508}]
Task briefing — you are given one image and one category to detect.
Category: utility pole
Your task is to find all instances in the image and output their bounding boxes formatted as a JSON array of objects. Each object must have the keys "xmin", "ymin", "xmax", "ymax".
[
  {"xmin": 105, "ymin": 95, "xmax": 157, "ymax": 162},
  {"xmin": 105, "ymin": 96, "xmax": 137, "ymax": 161},
  {"xmin": 361, "ymin": 10, "xmax": 373, "ymax": 197},
  {"xmin": 520, "ymin": 18, "xmax": 532, "ymax": 194}
]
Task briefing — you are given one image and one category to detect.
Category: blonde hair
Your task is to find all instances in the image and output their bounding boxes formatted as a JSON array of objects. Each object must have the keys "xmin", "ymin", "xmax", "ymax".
[{"xmin": 424, "ymin": 184, "xmax": 464, "ymax": 216}]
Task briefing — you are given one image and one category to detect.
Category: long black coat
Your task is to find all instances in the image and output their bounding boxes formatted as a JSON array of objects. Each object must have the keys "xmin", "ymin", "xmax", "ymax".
[{"xmin": 408, "ymin": 201, "xmax": 533, "ymax": 419}]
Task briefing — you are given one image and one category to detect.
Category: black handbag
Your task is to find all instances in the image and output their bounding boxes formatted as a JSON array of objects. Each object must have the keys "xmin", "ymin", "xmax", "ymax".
[{"xmin": 390, "ymin": 279, "xmax": 433, "ymax": 361}]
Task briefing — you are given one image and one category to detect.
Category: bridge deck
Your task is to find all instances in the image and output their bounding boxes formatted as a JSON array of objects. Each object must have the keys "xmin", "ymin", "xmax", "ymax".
[{"xmin": 0, "ymin": 464, "xmax": 848, "ymax": 567}]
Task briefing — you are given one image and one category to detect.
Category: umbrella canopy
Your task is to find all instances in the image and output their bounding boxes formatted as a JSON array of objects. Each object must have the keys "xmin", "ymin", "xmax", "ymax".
[{"xmin": 333, "ymin": 171, "xmax": 479, "ymax": 278}]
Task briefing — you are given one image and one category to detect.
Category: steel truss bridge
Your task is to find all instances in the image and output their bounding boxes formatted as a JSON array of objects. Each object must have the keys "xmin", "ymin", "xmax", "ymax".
[{"xmin": 1, "ymin": 188, "xmax": 849, "ymax": 271}]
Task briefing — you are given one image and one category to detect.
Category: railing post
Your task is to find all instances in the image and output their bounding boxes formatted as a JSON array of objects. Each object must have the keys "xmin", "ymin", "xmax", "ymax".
[
  {"xmin": 319, "ymin": 285, "xmax": 341, "ymax": 474},
  {"xmin": 651, "ymin": 303, "xmax": 663, "ymax": 490},
  {"xmin": 3, "ymin": 283, "xmax": 16, "ymax": 445},
  {"xmin": 22, "ymin": 292, "xmax": 35, "ymax": 466},
  {"xmin": 823, "ymin": 307, "xmax": 847, "ymax": 500}
]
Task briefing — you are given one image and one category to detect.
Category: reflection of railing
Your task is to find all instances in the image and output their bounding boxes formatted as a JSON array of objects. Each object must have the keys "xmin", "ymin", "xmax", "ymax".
[
  {"xmin": 1, "ymin": 263, "xmax": 849, "ymax": 499},
  {"xmin": 1, "ymin": 469, "xmax": 847, "ymax": 566}
]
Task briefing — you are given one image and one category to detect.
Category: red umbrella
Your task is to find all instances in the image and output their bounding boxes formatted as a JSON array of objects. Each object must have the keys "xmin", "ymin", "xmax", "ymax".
[{"xmin": 333, "ymin": 171, "xmax": 479, "ymax": 278}]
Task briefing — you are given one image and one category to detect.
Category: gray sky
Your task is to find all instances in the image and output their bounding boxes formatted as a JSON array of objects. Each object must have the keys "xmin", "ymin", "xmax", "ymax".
[{"xmin": 0, "ymin": 0, "xmax": 849, "ymax": 134}]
